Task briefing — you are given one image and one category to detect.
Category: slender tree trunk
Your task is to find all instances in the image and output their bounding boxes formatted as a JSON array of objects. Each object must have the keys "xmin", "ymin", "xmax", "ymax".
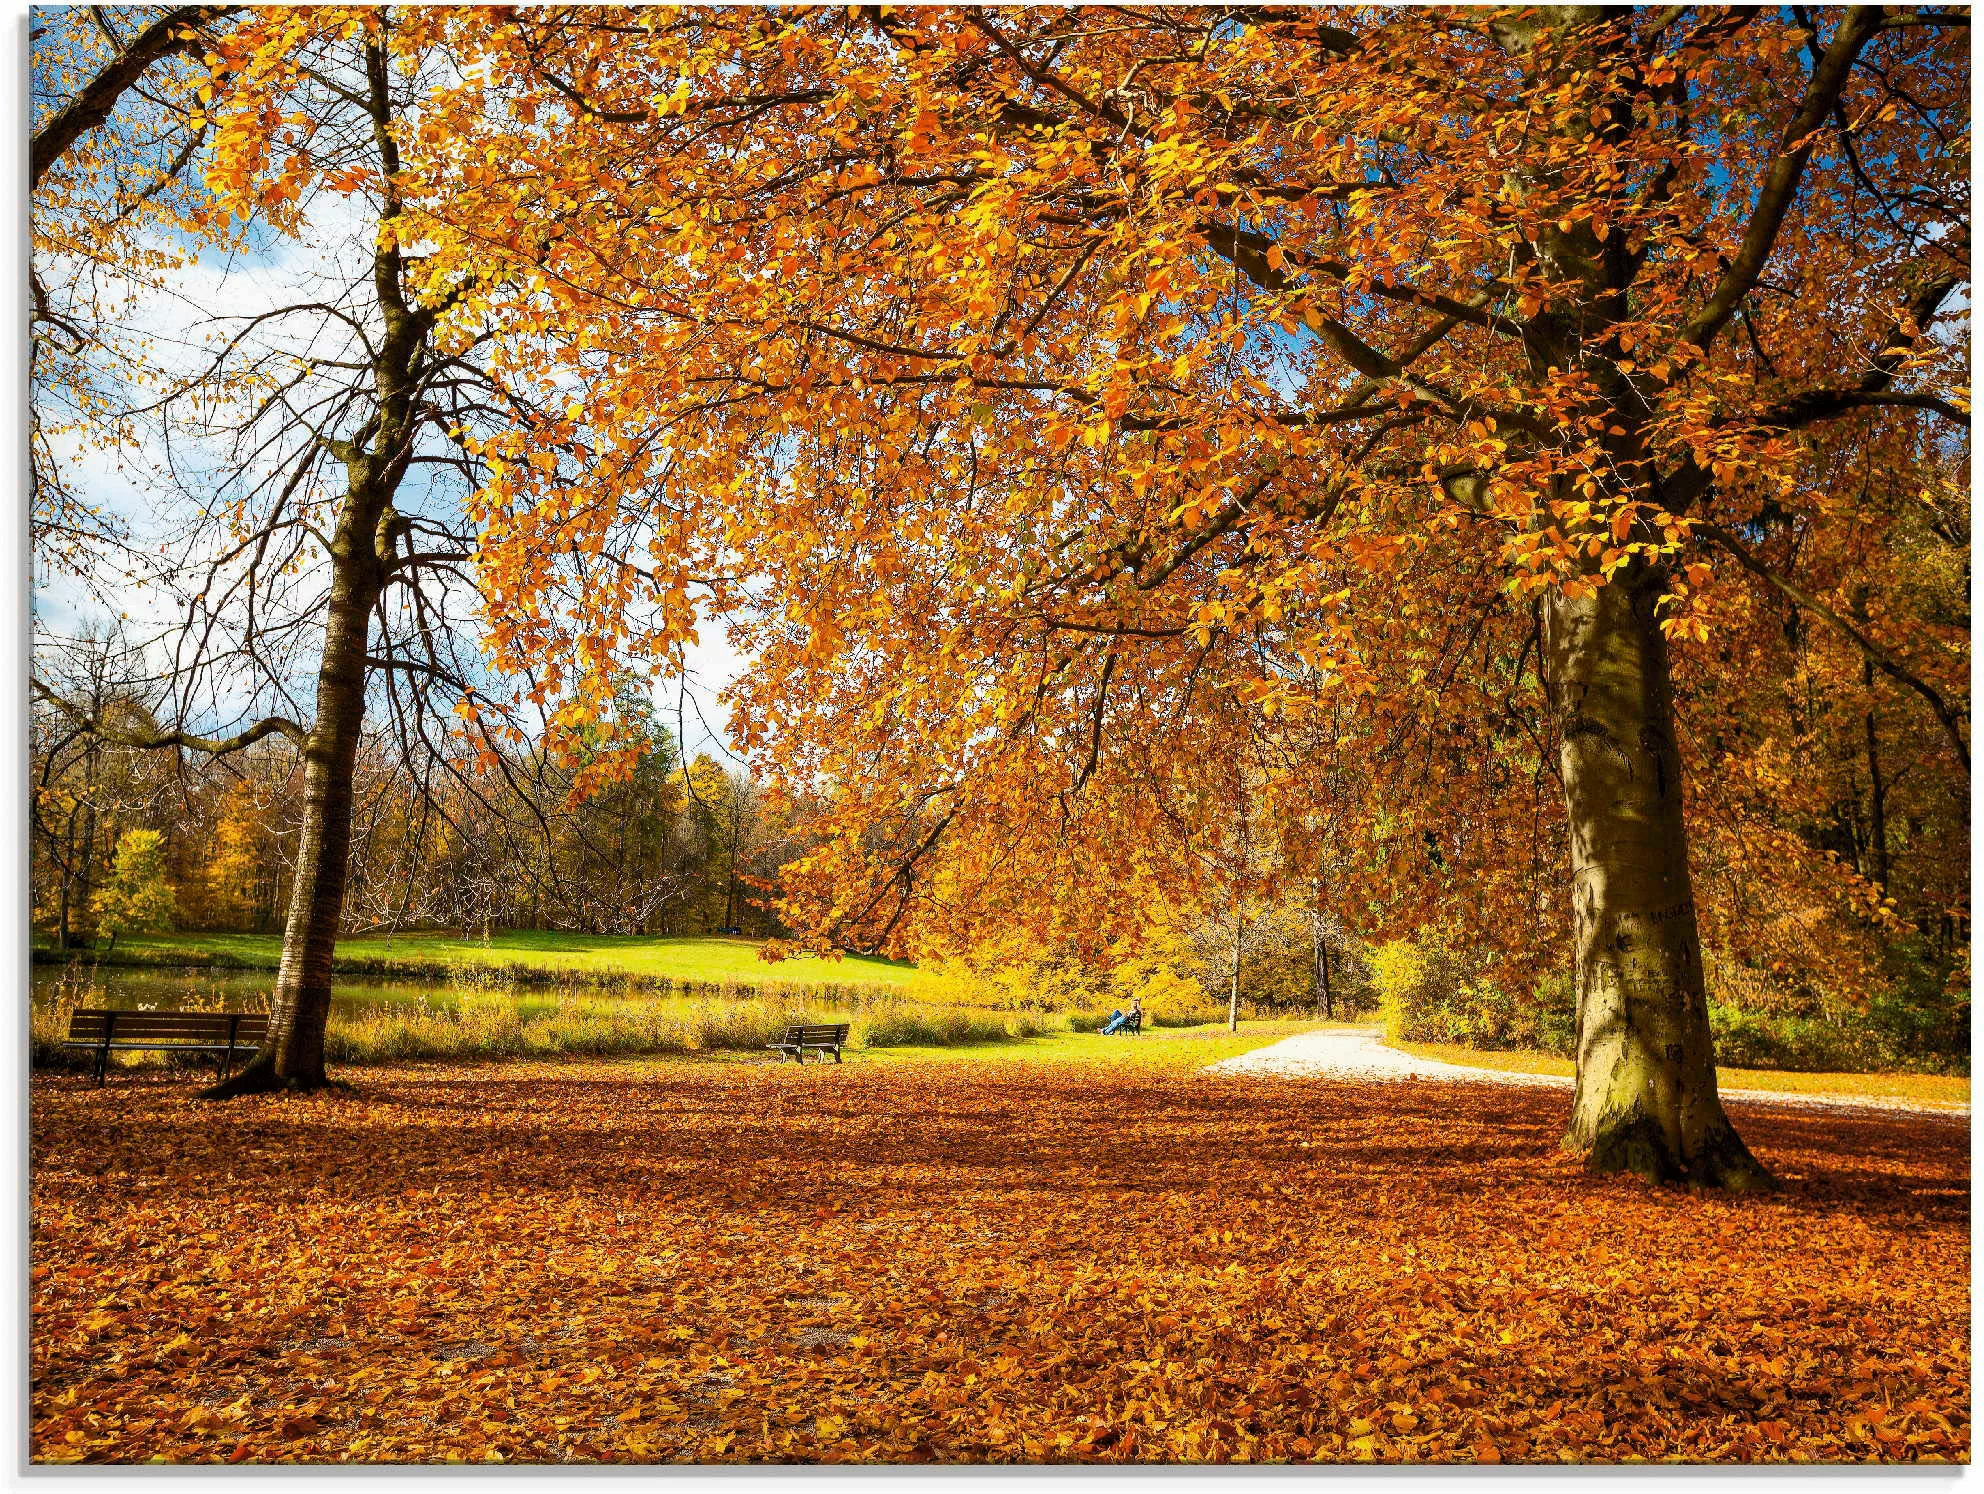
[
  {"xmin": 1317, "ymin": 929, "xmax": 1333, "ymax": 1021},
  {"xmin": 56, "ymin": 805, "xmax": 79, "ymax": 951},
  {"xmin": 1544, "ymin": 566, "xmax": 1774, "ymax": 1190},
  {"xmin": 1312, "ymin": 874, "xmax": 1333, "ymax": 1020},
  {"xmin": 1855, "ymin": 607, "xmax": 1891, "ymax": 889},
  {"xmin": 78, "ymin": 791, "xmax": 98, "ymax": 945},
  {"xmin": 1227, "ymin": 906, "xmax": 1242, "ymax": 1033},
  {"xmin": 1865, "ymin": 699, "xmax": 1889, "ymax": 893},
  {"xmin": 205, "ymin": 509, "xmax": 384, "ymax": 1096}
]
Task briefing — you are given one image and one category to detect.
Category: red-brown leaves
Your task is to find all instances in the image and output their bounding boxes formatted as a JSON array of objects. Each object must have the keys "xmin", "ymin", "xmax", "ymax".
[{"xmin": 31, "ymin": 1061, "xmax": 1968, "ymax": 1463}]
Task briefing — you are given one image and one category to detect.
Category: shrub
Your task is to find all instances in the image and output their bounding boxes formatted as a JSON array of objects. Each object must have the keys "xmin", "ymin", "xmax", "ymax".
[
  {"xmin": 1370, "ymin": 938, "xmax": 1574, "ymax": 1054},
  {"xmin": 1369, "ymin": 940, "xmax": 1428, "ymax": 1043},
  {"xmin": 91, "ymin": 830, "xmax": 177, "ymax": 941},
  {"xmin": 857, "ymin": 1007, "xmax": 1015, "ymax": 1048}
]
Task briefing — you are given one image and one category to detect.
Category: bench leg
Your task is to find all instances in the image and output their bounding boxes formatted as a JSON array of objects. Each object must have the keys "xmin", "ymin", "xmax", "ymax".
[
  {"xmin": 93, "ymin": 1042, "xmax": 109, "ymax": 1087},
  {"xmin": 832, "ymin": 1046, "xmax": 843, "ymax": 1063}
]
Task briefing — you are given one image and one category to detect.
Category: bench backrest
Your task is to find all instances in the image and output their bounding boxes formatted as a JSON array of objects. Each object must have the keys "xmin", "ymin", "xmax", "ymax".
[
  {"xmin": 68, "ymin": 1009, "xmax": 269, "ymax": 1044},
  {"xmin": 779, "ymin": 1022, "xmax": 850, "ymax": 1044}
]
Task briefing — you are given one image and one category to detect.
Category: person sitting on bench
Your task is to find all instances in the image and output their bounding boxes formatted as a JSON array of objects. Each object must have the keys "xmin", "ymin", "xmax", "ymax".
[{"xmin": 1099, "ymin": 998, "xmax": 1143, "ymax": 1035}]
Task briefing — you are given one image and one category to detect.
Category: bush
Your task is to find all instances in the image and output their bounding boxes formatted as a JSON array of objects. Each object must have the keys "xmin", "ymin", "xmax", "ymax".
[
  {"xmin": 1370, "ymin": 941, "xmax": 1428, "ymax": 1043},
  {"xmin": 856, "ymin": 1007, "xmax": 1016, "ymax": 1048},
  {"xmin": 1707, "ymin": 1000, "xmax": 1967, "ymax": 1075},
  {"xmin": 1370, "ymin": 937, "xmax": 1574, "ymax": 1054},
  {"xmin": 1370, "ymin": 933, "xmax": 1967, "ymax": 1075},
  {"xmin": 92, "ymin": 830, "xmax": 177, "ymax": 940}
]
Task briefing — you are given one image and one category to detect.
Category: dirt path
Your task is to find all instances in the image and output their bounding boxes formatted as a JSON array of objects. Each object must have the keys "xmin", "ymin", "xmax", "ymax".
[{"xmin": 1206, "ymin": 1026, "xmax": 1968, "ymax": 1119}]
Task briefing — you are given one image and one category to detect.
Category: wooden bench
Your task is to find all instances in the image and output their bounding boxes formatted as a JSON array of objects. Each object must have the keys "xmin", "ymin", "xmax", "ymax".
[
  {"xmin": 65, "ymin": 1009, "xmax": 268, "ymax": 1087},
  {"xmin": 767, "ymin": 1022, "xmax": 850, "ymax": 1063}
]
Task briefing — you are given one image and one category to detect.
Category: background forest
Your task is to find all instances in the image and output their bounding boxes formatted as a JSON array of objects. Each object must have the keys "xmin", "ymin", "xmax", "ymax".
[{"xmin": 36, "ymin": 510, "xmax": 1969, "ymax": 1074}]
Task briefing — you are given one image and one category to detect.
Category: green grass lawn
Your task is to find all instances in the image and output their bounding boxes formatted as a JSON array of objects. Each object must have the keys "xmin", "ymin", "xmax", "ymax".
[
  {"xmin": 44, "ymin": 929, "xmax": 940, "ymax": 992},
  {"xmin": 1392, "ymin": 1038, "xmax": 1970, "ymax": 1108}
]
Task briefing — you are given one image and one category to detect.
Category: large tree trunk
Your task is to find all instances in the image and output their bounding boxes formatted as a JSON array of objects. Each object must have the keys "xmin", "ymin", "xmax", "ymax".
[
  {"xmin": 1544, "ymin": 566, "xmax": 1775, "ymax": 1191},
  {"xmin": 204, "ymin": 516, "xmax": 383, "ymax": 1097}
]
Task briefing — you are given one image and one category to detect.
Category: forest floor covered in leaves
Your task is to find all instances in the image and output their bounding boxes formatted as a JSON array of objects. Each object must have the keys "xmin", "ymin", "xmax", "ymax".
[{"xmin": 32, "ymin": 1058, "xmax": 1969, "ymax": 1465}]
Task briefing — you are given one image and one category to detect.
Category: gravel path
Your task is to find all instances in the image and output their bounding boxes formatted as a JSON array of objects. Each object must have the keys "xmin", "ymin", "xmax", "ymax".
[{"xmin": 1206, "ymin": 1026, "xmax": 1968, "ymax": 1119}]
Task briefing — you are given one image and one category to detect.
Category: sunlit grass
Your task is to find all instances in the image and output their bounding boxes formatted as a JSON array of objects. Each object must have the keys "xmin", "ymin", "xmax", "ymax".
[
  {"xmin": 33, "ymin": 985, "xmax": 1052, "ymax": 1072},
  {"xmin": 34, "ymin": 985, "xmax": 1327, "ymax": 1077},
  {"xmin": 41, "ymin": 929, "xmax": 940, "ymax": 993}
]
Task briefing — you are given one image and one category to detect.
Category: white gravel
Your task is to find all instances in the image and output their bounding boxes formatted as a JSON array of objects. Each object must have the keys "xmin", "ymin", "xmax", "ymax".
[{"xmin": 1206, "ymin": 1026, "xmax": 1967, "ymax": 1119}]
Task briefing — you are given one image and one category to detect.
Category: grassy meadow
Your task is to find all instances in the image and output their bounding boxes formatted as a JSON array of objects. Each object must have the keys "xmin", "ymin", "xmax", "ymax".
[
  {"xmin": 30, "ymin": 932, "xmax": 1256, "ymax": 1078},
  {"xmin": 38, "ymin": 929, "xmax": 942, "ymax": 992},
  {"xmin": 31, "ymin": 970, "xmax": 1303, "ymax": 1077},
  {"xmin": 34, "ymin": 932, "xmax": 1965, "ymax": 1108}
]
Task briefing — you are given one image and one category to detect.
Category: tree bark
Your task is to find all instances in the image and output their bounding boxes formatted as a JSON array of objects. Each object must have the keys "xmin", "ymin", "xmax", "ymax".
[
  {"xmin": 204, "ymin": 506, "xmax": 384, "ymax": 1096},
  {"xmin": 55, "ymin": 803, "xmax": 79, "ymax": 951},
  {"xmin": 78, "ymin": 791, "xmax": 98, "ymax": 946},
  {"xmin": 1864, "ymin": 693, "xmax": 1890, "ymax": 893},
  {"xmin": 1317, "ymin": 928, "xmax": 1333, "ymax": 1020},
  {"xmin": 1544, "ymin": 566, "xmax": 1775, "ymax": 1191},
  {"xmin": 1312, "ymin": 874, "xmax": 1333, "ymax": 1020},
  {"xmin": 1227, "ymin": 906, "xmax": 1242, "ymax": 1033},
  {"xmin": 1853, "ymin": 592, "xmax": 1891, "ymax": 893}
]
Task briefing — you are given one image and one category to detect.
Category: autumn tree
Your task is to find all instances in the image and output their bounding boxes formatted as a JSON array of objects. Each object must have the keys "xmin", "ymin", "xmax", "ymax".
[
  {"xmin": 91, "ymin": 829, "xmax": 178, "ymax": 946},
  {"xmin": 541, "ymin": 686, "xmax": 690, "ymax": 935},
  {"xmin": 32, "ymin": 9, "xmax": 544, "ymax": 1093},
  {"xmin": 434, "ymin": 5, "xmax": 1966, "ymax": 1188},
  {"xmin": 30, "ymin": 6, "xmax": 245, "ymax": 593}
]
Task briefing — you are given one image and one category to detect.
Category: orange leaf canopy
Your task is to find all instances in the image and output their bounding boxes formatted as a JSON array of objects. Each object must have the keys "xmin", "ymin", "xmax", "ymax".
[{"xmin": 401, "ymin": 6, "xmax": 1964, "ymax": 962}]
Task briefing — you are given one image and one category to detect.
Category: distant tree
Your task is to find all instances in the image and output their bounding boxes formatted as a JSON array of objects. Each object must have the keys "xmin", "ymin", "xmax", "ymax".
[
  {"xmin": 91, "ymin": 829, "xmax": 177, "ymax": 946},
  {"xmin": 681, "ymin": 755, "xmax": 763, "ymax": 934}
]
